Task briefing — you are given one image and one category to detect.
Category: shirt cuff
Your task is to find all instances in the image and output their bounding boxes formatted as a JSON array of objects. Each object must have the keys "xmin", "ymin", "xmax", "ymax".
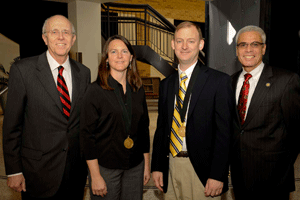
[{"xmin": 7, "ymin": 172, "xmax": 23, "ymax": 177}]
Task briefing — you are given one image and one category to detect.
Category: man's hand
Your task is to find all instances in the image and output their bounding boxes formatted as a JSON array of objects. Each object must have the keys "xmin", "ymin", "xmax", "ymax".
[
  {"xmin": 7, "ymin": 174, "xmax": 26, "ymax": 192},
  {"xmin": 204, "ymin": 178, "xmax": 223, "ymax": 197},
  {"xmin": 152, "ymin": 171, "xmax": 164, "ymax": 192}
]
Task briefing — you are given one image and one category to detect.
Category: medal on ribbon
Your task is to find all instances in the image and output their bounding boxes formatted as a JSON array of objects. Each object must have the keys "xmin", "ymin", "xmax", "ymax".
[{"xmin": 124, "ymin": 136, "xmax": 134, "ymax": 149}]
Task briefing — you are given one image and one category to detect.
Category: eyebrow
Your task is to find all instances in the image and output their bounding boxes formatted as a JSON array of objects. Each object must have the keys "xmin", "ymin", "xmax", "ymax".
[
  {"xmin": 238, "ymin": 40, "xmax": 263, "ymax": 44},
  {"xmin": 175, "ymin": 38, "xmax": 197, "ymax": 40},
  {"xmin": 109, "ymin": 48, "xmax": 129, "ymax": 51}
]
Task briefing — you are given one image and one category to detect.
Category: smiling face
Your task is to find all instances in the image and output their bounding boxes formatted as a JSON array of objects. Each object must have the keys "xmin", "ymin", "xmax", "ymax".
[
  {"xmin": 236, "ymin": 31, "xmax": 266, "ymax": 72},
  {"xmin": 171, "ymin": 26, "xmax": 204, "ymax": 71},
  {"xmin": 42, "ymin": 15, "xmax": 76, "ymax": 64},
  {"xmin": 106, "ymin": 39, "xmax": 133, "ymax": 74}
]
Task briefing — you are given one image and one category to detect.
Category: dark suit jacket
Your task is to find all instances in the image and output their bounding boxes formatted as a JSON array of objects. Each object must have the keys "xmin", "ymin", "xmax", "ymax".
[
  {"xmin": 151, "ymin": 61, "xmax": 235, "ymax": 193},
  {"xmin": 230, "ymin": 65, "xmax": 300, "ymax": 193},
  {"xmin": 3, "ymin": 52, "xmax": 91, "ymax": 198}
]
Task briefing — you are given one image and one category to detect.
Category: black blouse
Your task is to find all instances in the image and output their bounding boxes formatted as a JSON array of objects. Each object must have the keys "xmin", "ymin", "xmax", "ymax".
[{"xmin": 80, "ymin": 76, "xmax": 150, "ymax": 170}]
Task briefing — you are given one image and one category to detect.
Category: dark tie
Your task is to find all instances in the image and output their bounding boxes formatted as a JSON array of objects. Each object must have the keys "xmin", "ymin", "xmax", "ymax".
[
  {"xmin": 237, "ymin": 73, "xmax": 252, "ymax": 125},
  {"xmin": 57, "ymin": 66, "xmax": 71, "ymax": 120}
]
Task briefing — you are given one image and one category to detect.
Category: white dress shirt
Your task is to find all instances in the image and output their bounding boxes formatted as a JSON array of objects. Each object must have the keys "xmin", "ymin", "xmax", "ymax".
[
  {"xmin": 46, "ymin": 50, "xmax": 73, "ymax": 101},
  {"xmin": 235, "ymin": 62, "xmax": 264, "ymax": 119},
  {"xmin": 176, "ymin": 61, "xmax": 197, "ymax": 151}
]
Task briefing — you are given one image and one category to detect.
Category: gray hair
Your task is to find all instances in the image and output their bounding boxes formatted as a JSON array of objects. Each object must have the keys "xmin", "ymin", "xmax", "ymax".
[
  {"xmin": 42, "ymin": 15, "xmax": 76, "ymax": 35},
  {"xmin": 235, "ymin": 25, "xmax": 266, "ymax": 44}
]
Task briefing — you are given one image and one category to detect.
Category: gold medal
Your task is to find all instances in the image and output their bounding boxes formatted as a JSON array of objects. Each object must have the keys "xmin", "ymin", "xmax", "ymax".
[
  {"xmin": 124, "ymin": 136, "xmax": 134, "ymax": 149},
  {"xmin": 178, "ymin": 125, "xmax": 186, "ymax": 137}
]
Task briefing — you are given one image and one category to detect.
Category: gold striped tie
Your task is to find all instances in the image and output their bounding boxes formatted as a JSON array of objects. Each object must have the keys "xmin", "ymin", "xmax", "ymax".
[{"xmin": 170, "ymin": 73, "xmax": 188, "ymax": 157}]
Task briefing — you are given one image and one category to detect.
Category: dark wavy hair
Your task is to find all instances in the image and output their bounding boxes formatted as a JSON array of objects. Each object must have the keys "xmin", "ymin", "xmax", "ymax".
[{"xmin": 96, "ymin": 35, "xmax": 142, "ymax": 92}]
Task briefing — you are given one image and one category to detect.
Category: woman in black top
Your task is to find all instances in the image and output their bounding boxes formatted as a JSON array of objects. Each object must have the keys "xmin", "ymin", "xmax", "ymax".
[{"xmin": 80, "ymin": 35, "xmax": 150, "ymax": 199}]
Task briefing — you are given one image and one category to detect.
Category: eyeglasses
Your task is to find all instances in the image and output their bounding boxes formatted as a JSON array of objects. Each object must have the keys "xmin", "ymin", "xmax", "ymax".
[
  {"xmin": 237, "ymin": 42, "xmax": 264, "ymax": 49},
  {"xmin": 44, "ymin": 29, "xmax": 74, "ymax": 38}
]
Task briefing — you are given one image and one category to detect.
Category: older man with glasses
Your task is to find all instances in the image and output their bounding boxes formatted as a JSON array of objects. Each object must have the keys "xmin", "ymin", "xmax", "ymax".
[
  {"xmin": 230, "ymin": 25, "xmax": 300, "ymax": 200},
  {"xmin": 3, "ymin": 15, "xmax": 91, "ymax": 200}
]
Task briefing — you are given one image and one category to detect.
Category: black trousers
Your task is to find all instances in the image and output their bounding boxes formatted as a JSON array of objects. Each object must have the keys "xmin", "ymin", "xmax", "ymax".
[
  {"xmin": 22, "ymin": 156, "xmax": 87, "ymax": 200},
  {"xmin": 233, "ymin": 188, "xmax": 290, "ymax": 200}
]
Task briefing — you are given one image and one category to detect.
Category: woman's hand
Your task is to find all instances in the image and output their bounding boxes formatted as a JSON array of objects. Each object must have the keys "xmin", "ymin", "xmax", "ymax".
[
  {"xmin": 143, "ymin": 165, "xmax": 151, "ymax": 185},
  {"xmin": 143, "ymin": 153, "xmax": 151, "ymax": 185},
  {"xmin": 87, "ymin": 159, "xmax": 108, "ymax": 197},
  {"xmin": 91, "ymin": 175, "xmax": 108, "ymax": 197}
]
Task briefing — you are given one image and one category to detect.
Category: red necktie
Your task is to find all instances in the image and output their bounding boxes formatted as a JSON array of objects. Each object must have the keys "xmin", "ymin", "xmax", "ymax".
[
  {"xmin": 57, "ymin": 66, "xmax": 71, "ymax": 120},
  {"xmin": 237, "ymin": 73, "xmax": 252, "ymax": 125}
]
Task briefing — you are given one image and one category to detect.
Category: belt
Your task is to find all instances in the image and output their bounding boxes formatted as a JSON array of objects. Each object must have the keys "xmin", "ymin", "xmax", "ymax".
[{"xmin": 176, "ymin": 151, "xmax": 189, "ymax": 157}]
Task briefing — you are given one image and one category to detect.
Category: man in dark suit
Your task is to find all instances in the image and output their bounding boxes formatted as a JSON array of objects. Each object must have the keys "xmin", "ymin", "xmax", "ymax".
[
  {"xmin": 151, "ymin": 21, "xmax": 235, "ymax": 199},
  {"xmin": 231, "ymin": 25, "xmax": 300, "ymax": 200},
  {"xmin": 3, "ymin": 15, "xmax": 90, "ymax": 199}
]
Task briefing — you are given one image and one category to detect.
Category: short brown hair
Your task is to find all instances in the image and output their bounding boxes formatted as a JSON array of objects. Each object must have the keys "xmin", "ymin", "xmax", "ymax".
[
  {"xmin": 175, "ymin": 21, "xmax": 203, "ymax": 40},
  {"xmin": 97, "ymin": 35, "xmax": 142, "ymax": 92}
]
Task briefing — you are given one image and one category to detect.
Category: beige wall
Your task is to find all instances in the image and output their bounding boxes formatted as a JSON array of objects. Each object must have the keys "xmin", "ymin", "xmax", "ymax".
[
  {"xmin": 0, "ymin": 34, "xmax": 19, "ymax": 72},
  {"xmin": 68, "ymin": 1, "xmax": 102, "ymax": 82},
  {"xmin": 118, "ymin": 0, "xmax": 205, "ymax": 23},
  {"xmin": 69, "ymin": 0, "xmax": 205, "ymax": 80},
  {"xmin": 116, "ymin": 0, "xmax": 205, "ymax": 79}
]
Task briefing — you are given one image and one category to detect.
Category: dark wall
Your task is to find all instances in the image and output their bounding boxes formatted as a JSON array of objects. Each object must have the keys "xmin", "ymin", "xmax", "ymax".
[
  {"xmin": 0, "ymin": 0, "xmax": 68, "ymax": 59},
  {"xmin": 207, "ymin": 0, "xmax": 300, "ymax": 75},
  {"xmin": 206, "ymin": 0, "xmax": 261, "ymax": 75},
  {"xmin": 264, "ymin": 1, "xmax": 300, "ymax": 74}
]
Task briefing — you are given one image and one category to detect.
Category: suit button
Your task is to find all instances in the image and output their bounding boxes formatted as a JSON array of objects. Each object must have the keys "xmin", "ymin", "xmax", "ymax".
[
  {"xmin": 241, "ymin": 130, "xmax": 244, "ymax": 135},
  {"xmin": 62, "ymin": 148, "xmax": 67, "ymax": 152}
]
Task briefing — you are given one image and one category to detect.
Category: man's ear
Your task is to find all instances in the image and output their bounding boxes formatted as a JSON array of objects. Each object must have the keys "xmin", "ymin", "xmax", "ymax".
[
  {"xmin": 171, "ymin": 39, "xmax": 175, "ymax": 50},
  {"xmin": 42, "ymin": 34, "xmax": 48, "ymax": 46},
  {"xmin": 262, "ymin": 44, "xmax": 267, "ymax": 55},
  {"xmin": 199, "ymin": 39, "xmax": 205, "ymax": 51},
  {"xmin": 71, "ymin": 34, "xmax": 77, "ymax": 46}
]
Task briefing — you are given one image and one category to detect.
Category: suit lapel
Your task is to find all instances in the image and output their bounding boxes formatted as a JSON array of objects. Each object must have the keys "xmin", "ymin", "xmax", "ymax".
[
  {"xmin": 167, "ymin": 73, "xmax": 178, "ymax": 129},
  {"xmin": 232, "ymin": 70, "xmax": 241, "ymax": 94},
  {"xmin": 168, "ymin": 62, "xmax": 209, "ymax": 124},
  {"xmin": 188, "ymin": 63, "xmax": 209, "ymax": 118},
  {"xmin": 36, "ymin": 53, "xmax": 82, "ymax": 122},
  {"xmin": 69, "ymin": 59, "xmax": 81, "ymax": 117},
  {"xmin": 232, "ymin": 70, "xmax": 242, "ymax": 126},
  {"xmin": 36, "ymin": 53, "xmax": 62, "ymax": 111},
  {"xmin": 242, "ymin": 65, "xmax": 273, "ymax": 127}
]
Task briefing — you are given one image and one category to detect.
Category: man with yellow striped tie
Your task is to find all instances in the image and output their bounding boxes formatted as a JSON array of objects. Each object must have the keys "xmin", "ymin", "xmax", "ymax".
[{"xmin": 151, "ymin": 21, "xmax": 235, "ymax": 199}]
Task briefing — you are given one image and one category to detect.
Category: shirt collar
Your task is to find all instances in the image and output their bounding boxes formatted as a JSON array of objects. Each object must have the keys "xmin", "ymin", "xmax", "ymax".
[
  {"xmin": 241, "ymin": 62, "xmax": 265, "ymax": 80},
  {"xmin": 46, "ymin": 50, "xmax": 71, "ymax": 72},
  {"xmin": 108, "ymin": 75, "xmax": 130, "ymax": 88},
  {"xmin": 109, "ymin": 75, "xmax": 121, "ymax": 87},
  {"xmin": 178, "ymin": 60, "xmax": 198, "ymax": 78}
]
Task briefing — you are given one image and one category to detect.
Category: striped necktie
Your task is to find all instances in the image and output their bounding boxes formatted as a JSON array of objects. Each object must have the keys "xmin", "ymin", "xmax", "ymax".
[
  {"xmin": 57, "ymin": 66, "xmax": 71, "ymax": 120},
  {"xmin": 170, "ymin": 73, "xmax": 188, "ymax": 157}
]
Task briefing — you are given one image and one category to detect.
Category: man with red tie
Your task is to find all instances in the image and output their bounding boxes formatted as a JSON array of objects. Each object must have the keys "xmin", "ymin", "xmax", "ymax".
[
  {"xmin": 3, "ymin": 15, "xmax": 90, "ymax": 199},
  {"xmin": 231, "ymin": 25, "xmax": 300, "ymax": 200}
]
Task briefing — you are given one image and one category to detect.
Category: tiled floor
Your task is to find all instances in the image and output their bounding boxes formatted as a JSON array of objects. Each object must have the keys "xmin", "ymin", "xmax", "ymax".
[{"xmin": 1, "ymin": 110, "xmax": 300, "ymax": 200}]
